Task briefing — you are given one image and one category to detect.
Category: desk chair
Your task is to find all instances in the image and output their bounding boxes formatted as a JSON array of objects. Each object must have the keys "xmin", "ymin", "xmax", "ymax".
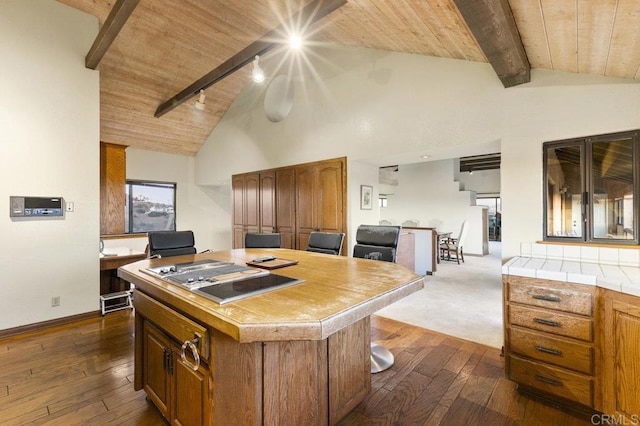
[
  {"xmin": 353, "ymin": 225, "xmax": 401, "ymax": 373},
  {"xmin": 306, "ymin": 232, "xmax": 345, "ymax": 255},
  {"xmin": 148, "ymin": 230, "xmax": 197, "ymax": 258},
  {"xmin": 245, "ymin": 232, "xmax": 281, "ymax": 248},
  {"xmin": 439, "ymin": 221, "xmax": 468, "ymax": 264}
]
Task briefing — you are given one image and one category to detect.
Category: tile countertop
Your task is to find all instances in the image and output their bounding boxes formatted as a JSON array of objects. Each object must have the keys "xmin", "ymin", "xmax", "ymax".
[{"xmin": 502, "ymin": 256, "xmax": 640, "ymax": 298}]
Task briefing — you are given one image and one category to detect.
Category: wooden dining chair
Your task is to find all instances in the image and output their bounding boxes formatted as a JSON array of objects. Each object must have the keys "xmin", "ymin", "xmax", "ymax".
[{"xmin": 439, "ymin": 221, "xmax": 468, "ymax": 264}]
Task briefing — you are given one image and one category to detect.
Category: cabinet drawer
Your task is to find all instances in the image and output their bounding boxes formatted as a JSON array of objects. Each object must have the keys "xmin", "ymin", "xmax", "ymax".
[
  {"xmin": 509, "ymin": 327, "xmax": 593, "ymax": 374},
  {"xmin": 509, "ymin": 304, "xmax": 593, "ymax": 342},
  {"xmin": 509, "ymin": 355, "xmax": 593, "ymax": 407},
  {"xmin": 508, "ymin": 278, "xmax": 593, "ymax": 316},
  {"xmin": 134, "ymin": 290, "xmax": 209, "ymax": 361}
]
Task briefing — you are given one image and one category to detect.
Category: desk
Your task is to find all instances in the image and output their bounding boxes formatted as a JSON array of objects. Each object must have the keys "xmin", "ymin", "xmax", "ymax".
[
  {"xmin": 119, "ymin": 249, "xmax": 424, "ymax": 425},
  {"xmin": 99, "ymin": 247, "xmax": 146, "ymax": 294}
]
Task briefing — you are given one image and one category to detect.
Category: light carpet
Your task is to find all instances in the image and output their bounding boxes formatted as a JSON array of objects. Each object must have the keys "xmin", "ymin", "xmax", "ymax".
[{"xmin": 376, "ymin": 241, "xmax": 504, "ymax": 349}]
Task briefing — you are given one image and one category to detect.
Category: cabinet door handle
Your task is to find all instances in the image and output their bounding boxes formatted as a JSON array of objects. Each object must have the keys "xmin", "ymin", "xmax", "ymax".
[
  {"xmin": 535, "ymin": 374, "xmax": 562, "ymax": 387},
  {"xmin": 535, "ymin": 345, "xmax": 563, "ymax": 356},
  {"xmin": 532, "ymin": 294, "xmax": 561, "ymax": 303},
  {"xmin": 533, "ymin": 317, "xmax": 562, "ymax": 327},
  {"xmin": 181, "ymin": 336, "xmax": 201, "ymax": 371}
]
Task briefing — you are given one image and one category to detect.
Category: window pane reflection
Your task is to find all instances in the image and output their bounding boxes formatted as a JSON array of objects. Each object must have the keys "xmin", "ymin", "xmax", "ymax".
[
  {"xmin": 591, "ymin": 139, "xmax": 634, "ymax": 239},
  {"xmin": 546, "ymin": 145, "xmax": 583, "ymax": 238}
]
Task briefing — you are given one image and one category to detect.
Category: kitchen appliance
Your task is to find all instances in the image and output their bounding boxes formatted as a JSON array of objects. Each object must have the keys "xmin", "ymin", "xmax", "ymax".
[{"xmin": 144, "ymin": 259, "xmax": 302, "ymax": 304}]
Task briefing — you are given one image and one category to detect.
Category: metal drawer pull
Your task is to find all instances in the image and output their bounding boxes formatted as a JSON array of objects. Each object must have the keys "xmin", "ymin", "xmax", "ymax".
[
  {"xmin": 534, "ymin": 317, "xmax": 562, "ymax": 327},
  {"xmin": 535, "ymin": 345, "xmax": 563, "ymax": 356},
  {"xmin": 532, "ymin": 294, "xmax": 561, "ymax": 303},
  {"xmin": 181, "ymin": 336, "xmax": 201, "ymax": 371},
  {"xmin": 535, "ymin": 374, "xmax": 562, "ymax": 387}
]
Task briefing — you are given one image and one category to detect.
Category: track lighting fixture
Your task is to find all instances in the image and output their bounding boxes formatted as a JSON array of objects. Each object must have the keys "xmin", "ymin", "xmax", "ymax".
[
  {"xmin": 194, "ymin": 89, "xmax": 205, "ymax": 110},
  {"xmin": 252, "ymin": 55, "xmax": 265, "ymax": 83}
]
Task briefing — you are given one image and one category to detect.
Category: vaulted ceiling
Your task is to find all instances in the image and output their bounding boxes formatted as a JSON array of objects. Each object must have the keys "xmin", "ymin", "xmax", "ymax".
[{"xmin": 57, "ymin": 0, "xmax": 640, "ymax": 156}]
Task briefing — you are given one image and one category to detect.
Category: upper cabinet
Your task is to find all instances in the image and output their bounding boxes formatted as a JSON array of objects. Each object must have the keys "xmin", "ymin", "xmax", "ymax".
[
  {"xmin": 232, "ymin": 157, "xmax": 346, "ymax": 251},
  {"xmin": 100, "ymin": 143, "xmax": 126, "ymax": 235}
]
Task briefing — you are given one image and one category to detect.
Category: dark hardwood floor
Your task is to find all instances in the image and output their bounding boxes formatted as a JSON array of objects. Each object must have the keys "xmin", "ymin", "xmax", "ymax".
[{"xmin": 0, "ymin": 310, "xmax": 591, "ymax": 425}]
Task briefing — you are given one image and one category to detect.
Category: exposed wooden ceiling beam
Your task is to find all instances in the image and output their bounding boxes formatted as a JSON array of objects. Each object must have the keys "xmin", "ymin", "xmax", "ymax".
[
  {"xmin": 453, "ymin": 0, "xmax": 530, "ymax": 87},
  {"xmin": 155, "ymin": 0, "xmax": 347, "ymax": 118},
  {"xmin": 85, "ymin": 0, "xmax": 140, "ymax": 70}
]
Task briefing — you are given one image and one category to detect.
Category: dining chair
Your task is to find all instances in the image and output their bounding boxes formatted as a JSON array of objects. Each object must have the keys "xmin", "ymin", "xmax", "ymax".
[
  {"xmin": 244, "ymin": 232, "xmax": 281, "ymax": 248},
  {"xmin": 439, "ymin": 221, "xmax": 468, "ymax": 264},
  {"xmin": 306, "ymin": 231, "xmax": 344, "ymax": 255},
  {"xmin": 147, "ymin": 230, "xmax": 197, "ymax": 258}
]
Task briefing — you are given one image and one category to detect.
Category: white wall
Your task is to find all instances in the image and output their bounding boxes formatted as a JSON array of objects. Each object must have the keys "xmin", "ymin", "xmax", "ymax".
[
  {"xmin": 124, "ymin": 148, "xmax": 233, "ymax": 252},
  {"xmin": 458, "ymin": 169, "xmax": 501, "ymax": 196},
  {"xmin": 196, "ymin": 47, "xmax": 640, "ymax": 261},
  {"xmin": 0, "ymin": 1, "xmax": 99, "ymax": 329},
  {"xmin": 346, "ymin": 159, "xmax": 380, "ymax": 254},
  {"xmin": 381, "ymin": 160, "xmax": 485, "ymax": 255}
]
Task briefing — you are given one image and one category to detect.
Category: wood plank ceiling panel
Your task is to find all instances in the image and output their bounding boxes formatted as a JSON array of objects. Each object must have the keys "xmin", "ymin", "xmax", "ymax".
[
  {"xmin": 577, "ymin": 0, "xmax": 617, "ymax": 76},
  {"xmin": 606, "ymin": 0, "xmax": 640, "ymax": 79},
  {"xmin": 539, "ymin": 0, "xmax": 578, "ymax": 73},
  {"xmin": 508, "ymin": 0, "xmax": 553, "ymax": 70}
]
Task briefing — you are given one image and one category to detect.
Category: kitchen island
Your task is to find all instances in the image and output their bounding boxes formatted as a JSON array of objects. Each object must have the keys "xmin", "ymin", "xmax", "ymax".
[{"xmin": 118, "ymin": 248, "xmax": 424, "ymax": 425}]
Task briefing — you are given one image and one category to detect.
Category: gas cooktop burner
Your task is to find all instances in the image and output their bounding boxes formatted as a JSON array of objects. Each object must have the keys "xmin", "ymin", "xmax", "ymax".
[{"xmin": 143, "ymin": 259, "xmax": 303, "ymax": 304}]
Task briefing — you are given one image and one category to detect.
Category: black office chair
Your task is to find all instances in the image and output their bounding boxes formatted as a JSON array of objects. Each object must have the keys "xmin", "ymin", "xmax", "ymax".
[
  {"xmin": 352, "ymin": 225, "xmax": 401, "ymax": 373},
  {"xmin": 244, "ymin": 232, "xmax": 281, "ymax": 248},
  {"xmin": 148, "ymin": 230, "xmax": 197, "ymax": 258},
  {"xmin": 306, "ymin": 232, "xmax": 345, "ymax": 255}
]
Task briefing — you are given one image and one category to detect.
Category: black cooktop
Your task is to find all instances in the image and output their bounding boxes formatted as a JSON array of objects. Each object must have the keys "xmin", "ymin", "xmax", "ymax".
[
  {"xmin": 193, "ymin": 273, "xmax": 303, "ymax": 304},
  {"xmin": 144, "ymin": 259, "xmax": 302, "ymax": 304}
]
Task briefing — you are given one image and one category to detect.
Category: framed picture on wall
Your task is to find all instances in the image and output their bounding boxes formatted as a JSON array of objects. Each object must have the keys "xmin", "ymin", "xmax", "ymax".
[{"xmin": 360, "ymin": 185, "xmax": 373, "ymax": 210}]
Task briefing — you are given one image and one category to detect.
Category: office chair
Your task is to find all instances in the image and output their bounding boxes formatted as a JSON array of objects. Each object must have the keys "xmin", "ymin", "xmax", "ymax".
[
  {"xmin": 147, "ymin": 230, "xmax": 197, "ymax": 258},
  {"xmin": 352, "ymin": 225, "xmax": 401, "ymax": 373},
  {"xmin": 245, "ymin": 232, "xmax": 281, "ymax": 248},
  {"xmin": 306, "ymin": 232, "xmax": 345, "ymax": 255}
]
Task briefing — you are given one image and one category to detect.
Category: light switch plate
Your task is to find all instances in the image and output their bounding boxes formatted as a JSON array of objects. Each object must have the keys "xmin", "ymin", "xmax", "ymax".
[{"xmin": 66, "ymin": 202, "xmax": 74, "ymax": 212}]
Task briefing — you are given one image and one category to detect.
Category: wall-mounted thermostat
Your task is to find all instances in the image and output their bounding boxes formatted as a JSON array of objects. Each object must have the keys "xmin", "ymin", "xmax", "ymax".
[{"xmin": 10, "ymin": 196, "xmax": 64, "ymax": 217}]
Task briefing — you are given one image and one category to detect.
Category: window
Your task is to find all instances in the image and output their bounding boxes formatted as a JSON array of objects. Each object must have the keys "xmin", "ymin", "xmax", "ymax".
[
  {"xmin": 125, "ymin": 180, "xmax": 176, "ymax": 234},
  {"xmin": 543, "ymin": 130, "xmax": 638, "ymax": 244}
]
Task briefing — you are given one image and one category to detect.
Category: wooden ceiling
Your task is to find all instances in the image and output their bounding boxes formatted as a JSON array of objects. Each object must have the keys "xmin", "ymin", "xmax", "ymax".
[{"xmin": 57, "ymin": 0, "xmax": 640, "ymax": 156}]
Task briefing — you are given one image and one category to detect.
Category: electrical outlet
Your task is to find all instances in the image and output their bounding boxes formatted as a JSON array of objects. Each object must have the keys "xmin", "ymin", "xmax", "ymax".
[{"xmin": 52, "ymin": 296, "xmax": 60, "ymax": 307}]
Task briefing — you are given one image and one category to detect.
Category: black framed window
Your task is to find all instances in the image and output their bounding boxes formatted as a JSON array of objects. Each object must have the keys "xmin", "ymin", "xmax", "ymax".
[
  {"xmin": 543, "ymin": 130, "xmax": 638, "ymax": 244},
  {"xmin": 125, "ymin": 180, "xmax": 176, "ymax": 234}
]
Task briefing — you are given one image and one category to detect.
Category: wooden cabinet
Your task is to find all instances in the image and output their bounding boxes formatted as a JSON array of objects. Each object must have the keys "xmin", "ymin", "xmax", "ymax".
[
  {"xmin": 100, "ymin": 142, "xmax": 126, "ymax": 235},
  {"xmin": 232, "ymin": 172, "xmax": 260, "ymax": 248},
  {"xmin": 275, "ymin": 168, "xmax": 296, "ymax": 249},
  {"xmin": 259, "ymin": 170, "xmax": 276, "ymax": 233},
  {"xmin": 503, "ymin": 276, "xmax": 596, "ymax": 408},
  {"xmin": 295, "ymin": 159, "xmax": 345, "ymax": 251},
  {"xmin": 134, "ymin": 291, "xmax": 211, "ymax": 425},
  {"xmin": 601, "ymin": 289, "xmax": 640, "ymax": 423},
  {"xmin": 232, "ymin": 157, "xmax": 346, "ymax": 251}
]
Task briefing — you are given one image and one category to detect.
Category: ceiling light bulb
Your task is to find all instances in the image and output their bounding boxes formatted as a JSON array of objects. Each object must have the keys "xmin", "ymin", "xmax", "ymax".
[
  {"xmin": 289, "ymin": 34, "xmax": 302, "ymax": 49},
  {"xmin": 421, "ymin": 155, "xmax": 430, "ymax": 159},
  {"xmin": 252, "ymin": 55, "xmax": 265, "ymax": 83},
  {"xmin": 195, "ymin": 89, "xmax": 205, "ymax": 110}
]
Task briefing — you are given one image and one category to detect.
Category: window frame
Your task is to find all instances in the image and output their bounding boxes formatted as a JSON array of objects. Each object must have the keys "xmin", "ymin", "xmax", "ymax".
[
  {"xmin": 125, "ymin": 180, "xmax": 177, "ymax": 235},
  {"xmin": 542, "ymin": 129, "xmax": 639, "ymax": 245}
]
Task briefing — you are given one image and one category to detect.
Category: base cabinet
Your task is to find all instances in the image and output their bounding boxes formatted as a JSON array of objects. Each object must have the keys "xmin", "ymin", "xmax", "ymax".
[
  {"xmin": 504, "ymin": 275, "xmax": 640, "ymax": 421},
  {"xmin": 602, "ymin": 289, "xmax": 640, "ymax": 424},
  {"xmin": 134, "ymin": 289, "xmax": 371, "ymax": 425},
  {"xmin": 142, "ymin": 320, "xmax": 210, "ymax": 426}
]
